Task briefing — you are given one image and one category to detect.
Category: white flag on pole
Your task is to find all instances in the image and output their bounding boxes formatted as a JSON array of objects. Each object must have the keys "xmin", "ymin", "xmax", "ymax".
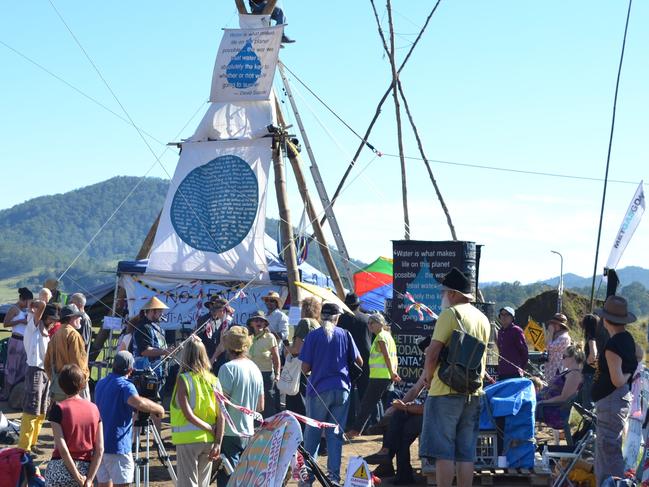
[{"xmin": 605, "ymin": 180, "xmax": 645, "ymax": 270}]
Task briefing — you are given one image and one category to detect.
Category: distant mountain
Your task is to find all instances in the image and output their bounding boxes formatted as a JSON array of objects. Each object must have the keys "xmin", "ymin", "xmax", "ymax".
[
  {"xmin": 481, "ymin": 266, "xmax": 649, "ymax": 318},
  {"xmin": 0, "ymin": 176, "xmax": 363, "ymax": 294}
]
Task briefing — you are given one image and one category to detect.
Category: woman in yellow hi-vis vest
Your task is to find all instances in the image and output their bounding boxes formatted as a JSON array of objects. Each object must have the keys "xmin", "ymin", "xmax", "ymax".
[
  {"xmin": 347, "ymin": 313, "xmax": 401, "ymax": 437},
  {"xmin": 171, "ymin": 336, "xmax": 224, "ymax": 487}
]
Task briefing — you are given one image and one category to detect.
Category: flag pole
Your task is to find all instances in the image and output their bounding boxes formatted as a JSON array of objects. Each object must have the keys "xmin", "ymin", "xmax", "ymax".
[{"xmin": 589, "ymin": 0, "xmax": 634, "ymax": 310}]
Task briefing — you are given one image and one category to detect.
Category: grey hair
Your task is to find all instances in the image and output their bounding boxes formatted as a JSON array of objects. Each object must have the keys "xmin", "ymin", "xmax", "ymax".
[
  {"xmin": 70, "ymin": 293, "xmax": 86, "ymax": 307},
  {"xmin": 322, "ymin": 320, "xmax": 336, "ymax": 340}
]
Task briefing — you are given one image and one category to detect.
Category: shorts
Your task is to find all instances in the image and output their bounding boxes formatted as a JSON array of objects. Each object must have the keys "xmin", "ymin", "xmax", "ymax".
[
  {"xmin": 96, "ymin": 453, "xmax": 135, "ymax": 485},
  {"xmin": 419, "ymin": 394, "xmax": 481, "ymax": 462}
]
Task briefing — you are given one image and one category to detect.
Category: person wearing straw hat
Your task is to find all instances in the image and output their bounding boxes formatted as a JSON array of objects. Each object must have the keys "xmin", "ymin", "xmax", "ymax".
[
  {"xmin": 216, "ymin": 326, "xmax": 263, "ymax": 487},
  {"xmin": 130, "ymin": 296, "xmax": 175, "ymax": 427},
  {"xmin": 262, "ymin": 291, "xmax": 289, "ymax": 346},
  {"xmin": 544, "ymin": 313, "xmax": 571, "ymax": 385},
  {"xmin": 591, "ymin": 295, "xmax": 638, "ymax": 486}
]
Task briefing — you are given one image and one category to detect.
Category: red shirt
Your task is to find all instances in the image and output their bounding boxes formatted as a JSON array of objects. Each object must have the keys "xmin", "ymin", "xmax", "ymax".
[{"xmin": 47, "ymin": 396, "xmax": 101, "ymax": 462}]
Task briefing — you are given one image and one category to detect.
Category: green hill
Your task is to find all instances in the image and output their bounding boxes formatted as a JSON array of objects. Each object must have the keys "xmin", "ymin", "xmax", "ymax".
[{"xmin": 0, "ymin": 176, "xmax": 363, "ymax": 297}]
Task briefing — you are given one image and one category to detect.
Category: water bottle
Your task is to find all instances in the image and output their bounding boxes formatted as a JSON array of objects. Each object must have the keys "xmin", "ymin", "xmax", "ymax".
[{"xmin": 541, "ymin": 445, "xmax": 549, "ymax": 470}]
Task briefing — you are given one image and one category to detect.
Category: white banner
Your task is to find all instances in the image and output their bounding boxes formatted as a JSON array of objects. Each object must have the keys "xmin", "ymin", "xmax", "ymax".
[
  {"xmin": 147, "ymin": 138, "xmax": 272, "ymax": 280},
  {"xmin": 119, "ymin": 274, "xmax": 285, "ymax": 331},
  {"xmin": 210, "ymin": 25, "xmax": 283, "ymax": 102},
  {"xmin": 606, "ymin": 180, "xmax": 645, "ymax": 270}
]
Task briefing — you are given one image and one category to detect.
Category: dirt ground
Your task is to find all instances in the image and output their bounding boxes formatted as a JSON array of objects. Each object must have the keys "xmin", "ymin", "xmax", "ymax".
[{"xmin": 0, "ymin": 399, "xmax": 425, "ymax": 486}]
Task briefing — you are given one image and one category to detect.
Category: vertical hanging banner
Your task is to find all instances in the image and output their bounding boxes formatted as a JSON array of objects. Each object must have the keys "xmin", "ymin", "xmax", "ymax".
[
  {"xmin": 605, "ymin": 180, "xmax": 645, "ymax": 270},
  {"xmin": 210, "ymin": 25, "xmax": 283, "ymax": 102},
  {"xmin": 146, "ymin": 138, "xmax": 271, "ymax": 281},
  {"xmin": 390, "ymin": 240, "xmax": 478, "ymax": 386}
]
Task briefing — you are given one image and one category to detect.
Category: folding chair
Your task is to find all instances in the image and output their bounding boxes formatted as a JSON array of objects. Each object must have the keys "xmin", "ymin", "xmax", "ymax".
[
  {"xmin": 546, "ymin": 402, "xmax": 596, "ymax": 487},
  {"xmin": 536, "ymin": 394, "xmax": 578, "ymax": 446}
]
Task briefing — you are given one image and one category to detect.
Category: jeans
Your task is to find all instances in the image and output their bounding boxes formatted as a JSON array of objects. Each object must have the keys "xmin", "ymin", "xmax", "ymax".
[
  {"xmin": 304, "ymin": 389, "xmax": 350, "ymax": 483},
  {"xmin": 249, "ymin": 1, "xmax": 286, "ymax": 24},
  {"xmin": 261, "ymin": 371, "xmax": 279, "ymax": 418},
  {"xmin": 216, "ymin": 435, "xmax": 249, "ymax": 487},
  {"xmin": 580, "ymin": 372, "xmax": 595, "ymax": 410}
]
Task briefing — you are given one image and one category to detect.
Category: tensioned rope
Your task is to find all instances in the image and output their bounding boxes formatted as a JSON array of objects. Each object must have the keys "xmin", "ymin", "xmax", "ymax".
[{"xmin": 46, "ymin": 0, "xmax": 264, "ymax": 282}]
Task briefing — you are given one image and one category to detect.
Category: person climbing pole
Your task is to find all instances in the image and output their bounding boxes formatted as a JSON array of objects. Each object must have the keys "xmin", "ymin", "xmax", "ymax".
[{"xmin": 235, "ymin": 0, "xmax": 296, "ymax": 44}]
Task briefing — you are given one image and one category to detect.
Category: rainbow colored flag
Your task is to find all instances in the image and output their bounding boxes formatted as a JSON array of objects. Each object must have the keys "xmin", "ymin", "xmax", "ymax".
[{"xmin": 353, "ymin": 257, "xmax": 393, "ymax": 312}]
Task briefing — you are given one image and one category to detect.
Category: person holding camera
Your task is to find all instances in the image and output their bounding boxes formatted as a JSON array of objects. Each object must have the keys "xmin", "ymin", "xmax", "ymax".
[
  {"xmin": 130, "ymin": 296, "xmax": 175, "ymax": 429},
  {"xmin": 171, "ymin": 336, "xmax": 224, "ymax": 487},
  {"xmin": 94, "ymin": 351, "xmax": 165, "ymax": 487}
]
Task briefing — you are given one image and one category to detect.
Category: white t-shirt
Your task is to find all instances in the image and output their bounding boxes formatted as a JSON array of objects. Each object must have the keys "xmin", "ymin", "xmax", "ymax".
[
  {"xmin": 10, "ymin": 309, "xmax": 27, "ymax": 336},
  {"xmin": 23, "ymin": 314, "xmax": 49, "ymax": 369}
]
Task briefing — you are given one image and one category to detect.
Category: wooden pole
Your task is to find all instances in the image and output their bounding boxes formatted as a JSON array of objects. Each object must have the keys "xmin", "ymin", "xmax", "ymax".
[
  {"xmin": 284, "ymin": 140, "xmax": 347, "ymax": 299},
  {"xmin": 136, "ymin": 211, "xmax": 161, "ymax": 259},
  {"xmin": 272, "ymin": 133, "xmax": 300, "ymax": 306},
  {"xmin": 321, "ymin": 0, "xmax": 443, "ymax": 227},
  {"xmin": 274, "ymin": 98, "xmax": 347, "ymax": 297},
  {"xmin": 397, "ymin": 81, "xmax": 458, "ymax": 240},
  {"xmin": 386, "ymin": 0, "xmax": 410, "ymax": 239}
]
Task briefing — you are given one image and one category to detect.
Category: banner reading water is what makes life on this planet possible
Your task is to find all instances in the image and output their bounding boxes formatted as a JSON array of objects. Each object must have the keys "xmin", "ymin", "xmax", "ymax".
[
  {"xmin": 210, "ymin": 25, "xmax": 283, "ymax": 102},
  {"xmin": 146, "ymin": 138, "xmax": 272, "ymax": 281},
  {"xmin": 390, "ymin": 240, "xmax": 479, "ymax": 387}
]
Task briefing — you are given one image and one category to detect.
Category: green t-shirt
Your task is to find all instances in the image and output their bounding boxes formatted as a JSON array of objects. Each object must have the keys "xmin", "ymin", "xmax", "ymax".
[{"xmin": 428, "ymin": 303, "xmax": 490, "ymax": 396}]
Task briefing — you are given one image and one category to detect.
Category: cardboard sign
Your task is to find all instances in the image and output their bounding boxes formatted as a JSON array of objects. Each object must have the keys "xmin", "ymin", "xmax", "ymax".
[{"xmin": 344, "ymin": 457, "xmax": 372, "ymax": 487}]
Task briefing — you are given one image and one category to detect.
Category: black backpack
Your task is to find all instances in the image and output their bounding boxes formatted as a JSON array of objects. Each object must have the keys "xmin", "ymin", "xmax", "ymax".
[{"xmin": 438, "ymin": 307, "xmax": 486, "ymax": 394}]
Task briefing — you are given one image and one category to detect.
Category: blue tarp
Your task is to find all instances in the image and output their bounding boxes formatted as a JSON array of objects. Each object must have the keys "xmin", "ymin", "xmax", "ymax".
[
  {"xmin": 480, "ymin": 378, "xmax": 536, "ymax": 468},
  {"xmin": 359, "ymin": 283, "xmax": 393, "ymax": 312}
]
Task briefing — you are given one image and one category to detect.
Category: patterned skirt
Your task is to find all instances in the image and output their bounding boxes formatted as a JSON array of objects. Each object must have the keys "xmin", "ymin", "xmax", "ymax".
[{"xmin": 44, "ymin": 458, "xmax": 90, "ymax": 487}]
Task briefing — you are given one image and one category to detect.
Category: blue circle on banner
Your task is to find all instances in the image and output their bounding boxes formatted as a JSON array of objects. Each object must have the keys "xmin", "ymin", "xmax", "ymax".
[{"xmin": 170, "ymin": 155, "xmax": 259, "ymax": 253}]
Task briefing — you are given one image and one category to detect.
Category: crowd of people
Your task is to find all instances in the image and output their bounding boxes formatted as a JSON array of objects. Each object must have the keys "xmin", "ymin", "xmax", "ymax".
[{"xmin": 0, "ymin": 268, "xmax": 645, "ymax": 487}]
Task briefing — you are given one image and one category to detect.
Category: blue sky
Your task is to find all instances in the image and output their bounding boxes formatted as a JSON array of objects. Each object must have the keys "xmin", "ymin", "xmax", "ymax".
[{"xmin": 1, "ymin": 1, "xmax": 647, "ymax": 283}]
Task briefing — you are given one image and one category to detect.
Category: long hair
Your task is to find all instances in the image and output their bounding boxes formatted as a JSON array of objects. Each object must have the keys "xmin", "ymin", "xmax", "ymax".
[
  {"xmin": 179, "ymin": 336, "xmax": 212, "ymax": 375},
  {"xmin": 321, "ymin": 319, "xmax": 336, "ymax": 340},
  {"xmin": 581, "ymin": 314, "xmax": 598, "ymax": 341},
  {"xmin": 301, "ymin": 297, "xmax": 322, "ymax": 320}
]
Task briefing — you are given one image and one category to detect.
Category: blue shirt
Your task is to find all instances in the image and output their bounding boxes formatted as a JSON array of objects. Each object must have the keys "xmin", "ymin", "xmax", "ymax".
[
  {"xmin": 94, "ymin": 373, "xmax": 138, "ymax": 454},
  {"xmin": 299, "ymin": 326, "xmax": 360, "ymax": 397}
]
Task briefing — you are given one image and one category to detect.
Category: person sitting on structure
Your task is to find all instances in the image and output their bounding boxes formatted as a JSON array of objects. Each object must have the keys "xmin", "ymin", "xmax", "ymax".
[
  {"xmin": 235, "ymin": 0, "xmax": 295, "ymax": 43},
  {"xmin": 536, "ymin": 345, "xmax": 584, "ymax": 430},
  {"xmin": 364, "ymin": 372, "xmax": 428, "ymax": 484}
]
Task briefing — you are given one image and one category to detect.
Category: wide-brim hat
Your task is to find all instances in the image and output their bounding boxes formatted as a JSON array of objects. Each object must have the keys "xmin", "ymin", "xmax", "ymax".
[
  {"xmin": 224, "ymin": 325, "xmax": 253, "ymax": 353},
  {"xmin": 142, "ymin": 296, "xmax": 169, "ymax": 311},
  {"xmin": 204, "ymin": 295, "xmax": 228, "ymax": 309},
  {"xmin": 437, "ymin": 267, "xmax": 475, "ymax": 301},
  {"xmin": 548, "ymin": 313, "xmax": 569, "ymax": 329},
  {"xmin": 595, "ymin": 295, "xmax": 636, "ymax": 325},
  {"xmin": 262, "ymin": 291, "xmax": 283, "ymax": 306},
  {"xmin": 60, "ymin": 304, "xmax": 84, "ymax": 320},
  {"xmin": 246, "ymin": 310, "xmax": 270, "ymax": 327}
]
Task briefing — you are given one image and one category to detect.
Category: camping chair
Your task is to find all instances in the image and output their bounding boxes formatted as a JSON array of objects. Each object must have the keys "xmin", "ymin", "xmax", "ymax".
[
  {"xmin": 545, "ymin": 403, "xmax": 597, "ymax": 487},
  {"xmin": 536, "ymin": 394, "xmax": 579, "ymax": 446}
]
